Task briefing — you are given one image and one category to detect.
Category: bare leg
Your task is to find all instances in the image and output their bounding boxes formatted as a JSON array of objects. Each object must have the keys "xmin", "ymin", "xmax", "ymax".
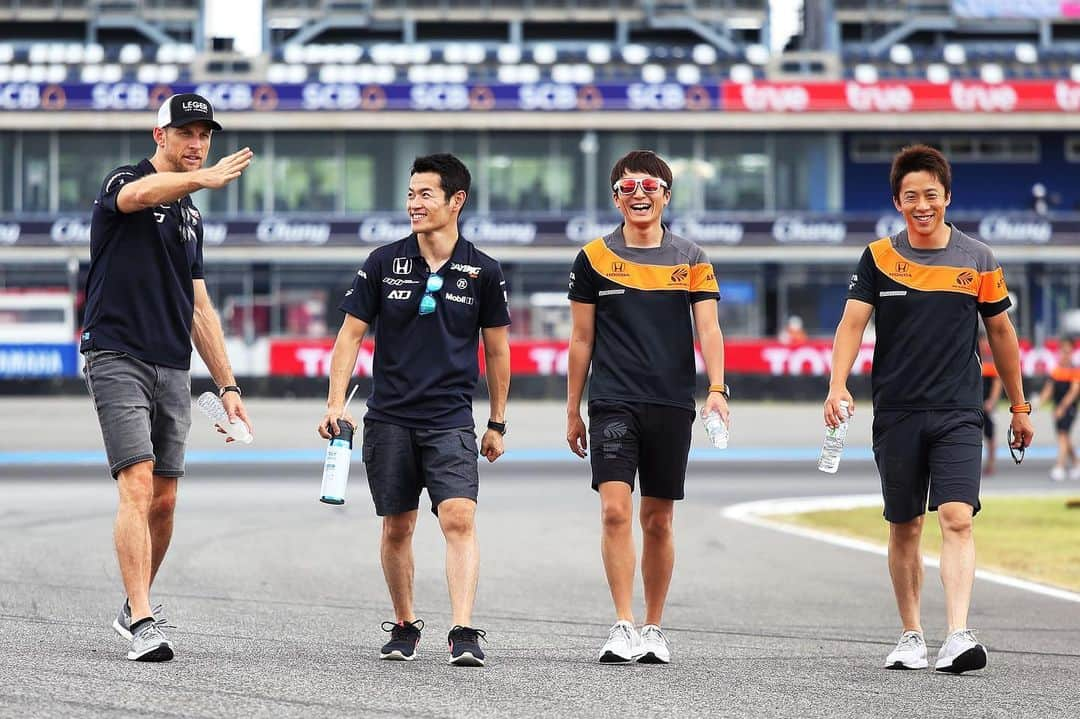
[
  {"xmin": 599, "ymin": 482, "xmax": 635, "ymax": 624},
  {"xmin": 115, "ymin": 461, "xmax": 155, "ymax": 621},
  {"xmin": 381, "ymin": 511, "xmax": 418, "ymax": 622},
  {"xmin": 938, "ymin": 502, "xmax": 976, "ymax": 633},
  {"xmin": 148, "ymin": 476, "xmax": 178, "ymax": 587},
  {"xmin": 640, "ymin": 497, "xmax": 674, "ymax": 627},
  {"xmin": 438, "ymin": 498, "xmax": 479, "ymax": 627},
  {"xmin": 887, "ymin": 515, "xmax": 925, "ymax": 634}
]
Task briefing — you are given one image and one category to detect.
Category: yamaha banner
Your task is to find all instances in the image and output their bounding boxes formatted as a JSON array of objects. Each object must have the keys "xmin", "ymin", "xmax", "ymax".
[{"xmin": 1, "ymin": 213, "xmax": 1074, "ymax": 248}]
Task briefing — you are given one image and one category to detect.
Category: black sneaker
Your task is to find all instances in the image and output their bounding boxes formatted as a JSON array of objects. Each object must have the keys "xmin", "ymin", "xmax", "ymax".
[
  {"xmin": 380, "ymin": 619, "xmax": 424, "ymax": 661},
  {"xmin": 447, "ymin": 625, "xmax": 486, "ymax": 667}
]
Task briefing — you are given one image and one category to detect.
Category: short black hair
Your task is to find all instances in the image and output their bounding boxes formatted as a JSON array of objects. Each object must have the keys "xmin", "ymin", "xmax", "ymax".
[
  {"xmin": 890, "ymin": 144, "xmax": 951, "ymax": 200},
  {"xmin": 609, "ymin": 150, "xmax": 673, "ymax": 192},
  {"xmin": 411, "ymin": 153, "xmax": 471, "ymax": 204}
]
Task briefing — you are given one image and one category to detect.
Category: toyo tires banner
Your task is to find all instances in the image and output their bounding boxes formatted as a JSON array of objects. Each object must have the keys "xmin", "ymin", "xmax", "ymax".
[{"xmin": 268, "ymin": 338, "xmax": 1065, "ymax": 378}]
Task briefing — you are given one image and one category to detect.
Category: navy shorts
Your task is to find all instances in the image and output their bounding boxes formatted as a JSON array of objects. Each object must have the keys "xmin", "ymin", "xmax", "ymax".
[
  {"xmin": 982, "ymin": 411, "xmax": 994, "ymax": 440},
  {"xmin": 362, "ymin": 419, "xmax": 479, "ymax": 517},
  {"xmin": 587, "ymin": 400, "xmax": 695, "ymax": 500},
  {"xmin": 83, "ymin": 349, "xmax": 191, "ymax": 479},
  {"xmin": 1055, "ymin": 407, "xmax": 1077, "ymax": 433},
  {"xmin": 872, "ymin": 409, "xmax": 983, "ymax": 524}
]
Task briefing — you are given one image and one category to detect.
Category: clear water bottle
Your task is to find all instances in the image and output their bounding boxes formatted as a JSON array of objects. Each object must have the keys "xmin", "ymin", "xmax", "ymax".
[
  {"xmin": 195, "ymin": 392, "xmax": 253, "ymax": 444},
  {"xmin": 818, "ymin": 400, "xmax": 850, "ymax": 474},
  {"xmin": 319, "ymin": 419, "xmax": 354, "ymax": 505},
  {"xmin": 702, "ymin": 411, "xmax": 729, "ymax": 449}
]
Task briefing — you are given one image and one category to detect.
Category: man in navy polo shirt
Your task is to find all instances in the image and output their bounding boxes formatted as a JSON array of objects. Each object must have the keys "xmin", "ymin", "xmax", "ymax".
[
  {"xmin": 318, "ymin": 153, "xmax": 511, "ymax": 667},
  {"xmin": 81, "ymin": 93, "xmax": 254, "ymax": 662}
]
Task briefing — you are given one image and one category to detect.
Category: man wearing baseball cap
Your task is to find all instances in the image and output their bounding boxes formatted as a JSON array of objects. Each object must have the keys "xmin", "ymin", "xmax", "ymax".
[{"xmin": 80, "ymin": 93, "xmax": 253, "ymax": 661}]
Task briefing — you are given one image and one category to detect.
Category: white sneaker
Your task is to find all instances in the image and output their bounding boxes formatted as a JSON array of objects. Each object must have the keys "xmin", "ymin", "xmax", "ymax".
[
  {"xmin": 934, "ymin": 629, "xmax": 987, "ymax": 674},
  {"xmin": 885, "ymin": 630, "xmax": 928, "ymax": 670},
  {"xmin": 637, "ymin": 624, "xmax": 671, "ymax": 664},
  {"xmin": 1069, "ymin": 465, "xmax": 1080, "ymax": 481},
  {"xmin": 598, "ymin": 620, "xmax": 641, "ymax": 663},
  {"xmin": 1050, "ymin": 466, "xmax": 1066, "ymax": 482}
]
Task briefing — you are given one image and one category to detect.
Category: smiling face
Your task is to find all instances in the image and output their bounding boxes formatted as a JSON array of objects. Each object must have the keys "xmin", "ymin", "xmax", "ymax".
[
  {"xmin": 613, "ymin": 170, "xmax": 670, "ymax": 230},
  {"xmin": 407, "ymin": 171, "xmax": 463, "ymax": 234},
  {"xmin": 893, "ymin": 170, "xmax": 951, "ymax": 243},
  {"xmin": 154, "ymin": 122, "xmax": 213, "ymax": 173}
]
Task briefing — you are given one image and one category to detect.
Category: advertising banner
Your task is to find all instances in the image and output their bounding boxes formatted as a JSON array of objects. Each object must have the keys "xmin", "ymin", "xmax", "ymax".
[
  {"xmin": 0, "ymin": 343, "xmax": 78, "ymax": 377},
  {"xmin": 2, "ymin": 80, "xmax": 1080, "ymax": 114},
  {"xmin": 267, "ymin": 338, "xmax": 1062, "ymax": 378},
  {"xmin": 1, "ymin": 213, "xmax": 1071, "ymax": 248}
]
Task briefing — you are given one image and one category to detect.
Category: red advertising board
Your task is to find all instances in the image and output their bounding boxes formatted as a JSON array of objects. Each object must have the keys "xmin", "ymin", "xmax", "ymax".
[
  {"xmin": 719, "ymin": 80, "xmax": 1080, "ymax": 113},
  {"xmin": 268, "ymin": 338, "xmax": 1064, "ymax": 377}
]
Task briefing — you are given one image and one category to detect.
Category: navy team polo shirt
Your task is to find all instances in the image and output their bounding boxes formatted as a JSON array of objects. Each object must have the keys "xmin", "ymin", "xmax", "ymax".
[
  {"xmin": 80, "ymin": 159, "xmax": 205, "ymax": 370},
  {"xmin": 339, "ymin": 233, "xmax": 511, "ymax": 429}
]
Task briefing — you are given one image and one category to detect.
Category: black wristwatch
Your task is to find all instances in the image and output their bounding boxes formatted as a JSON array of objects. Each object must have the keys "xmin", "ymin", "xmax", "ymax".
[
  {"xmin": 487, "ymin": 420, "xmax": 507, "ymax": 435},
  {"xmin": 219, "ymin": 384, "xmax": 242, "ymax": 398}
]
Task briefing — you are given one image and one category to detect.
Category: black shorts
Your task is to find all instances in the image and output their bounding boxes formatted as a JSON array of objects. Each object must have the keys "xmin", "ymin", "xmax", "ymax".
[
  {"xmin": 362, "ymin": 419, "xmax": 479, "ymax": 517},
  {"xmin": 872, "ymin": 409, "xmax": 983, "ymax": 524},
  {"xmin": 1055, "ymin": 407, "xmax": 1077, "ymax": 433},
  {"xmin": 588, "ymin": 400, "xmax": 695, "ymax": 500},
  {"xmin": 982, "ymin": 411, "xmax": 994, "ymax": 440}
]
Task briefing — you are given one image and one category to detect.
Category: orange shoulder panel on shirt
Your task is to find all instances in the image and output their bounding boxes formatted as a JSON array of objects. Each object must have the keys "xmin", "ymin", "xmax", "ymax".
[
  {"xmin": 583, "ymin": 238, "xmax": 694, "ymax": 292},
  {"xmin": 869, "ymin": 239, "xmax": 978, "ymax": 296},
  {"xmin": 1051, "ymin": 366, "xmax": 1074, "ymax": 382},
  {"xmin": 690, "ymin": 262, "xmax": 719, "ymax": 293},
  {"xmin": 977, "ymin": 266, "xmax": 1009, "ymax": 305}
]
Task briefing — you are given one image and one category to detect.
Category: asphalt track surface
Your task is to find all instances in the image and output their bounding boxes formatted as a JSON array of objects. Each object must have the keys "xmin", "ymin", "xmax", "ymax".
[{"xmin": 1, "ymin": 399, "xmax": 1078, "ymax": 718}]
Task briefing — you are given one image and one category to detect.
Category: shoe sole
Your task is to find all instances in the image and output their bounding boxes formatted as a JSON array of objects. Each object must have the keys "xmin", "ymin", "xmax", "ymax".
[
  {"xmin": 380, "ymin": 650, "xmax": 416, "ymax": 661},
  {"xmin": 449, "ymin": 652, "xmax": 485, "ymax": 667},
  {"xmin": 598, "ymin": 651, "xmax": 634, "ymax": 663},
  {"xmin": 935, "ymin": 646, "xmax": 987, "ymax": 674},
  {"xmin": 885, "ymin": 659, "xmax": 928, "ymax": 670},
  {"xmin": 112, "ymin": 618, "xmax": 133, "ymax": 641},
  {"xmin": 636, "ymin": 651, "xmax": 670, "ymax": 664},
  {"xmin": 127, "ymin": 644, "xmax": 174, "ymax": 662}
]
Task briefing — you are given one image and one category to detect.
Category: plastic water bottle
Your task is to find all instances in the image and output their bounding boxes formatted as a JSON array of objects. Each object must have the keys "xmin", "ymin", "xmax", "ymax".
[
  {"xmin": 195, "ymin": 392, "xmax": 253, "ymax": 444},
  {"xmin": 703, "ymin": 411, "xmax": 729, "ymax": 449},
  {"xmin": 818, "ymin": 400, "xmax": 850, "ymax": 474},
  {"xmin": 319, "ymin": 419, "xmax": 354, "ymax": 505}
]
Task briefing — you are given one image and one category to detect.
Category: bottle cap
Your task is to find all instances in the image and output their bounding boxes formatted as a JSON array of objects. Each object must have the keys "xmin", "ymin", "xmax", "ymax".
[{"xmin": 333, "ymin": 418, "xmax": 354, "ymax": 447}]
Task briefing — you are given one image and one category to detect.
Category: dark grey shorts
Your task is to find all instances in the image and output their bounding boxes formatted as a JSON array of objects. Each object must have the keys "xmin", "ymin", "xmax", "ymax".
[
  {"xmin": 83, "ymin": 350, "xmax": 191, "ymax": 479},
  {"xmin": 362, "ymin": 419, "xmax": 479, "ymax": 516}
]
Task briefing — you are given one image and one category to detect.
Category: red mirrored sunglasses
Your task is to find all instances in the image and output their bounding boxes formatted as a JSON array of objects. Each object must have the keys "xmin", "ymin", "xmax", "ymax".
[{"xmin": 613, "ymin": 177, "xmax": 669, "ymax": 196}]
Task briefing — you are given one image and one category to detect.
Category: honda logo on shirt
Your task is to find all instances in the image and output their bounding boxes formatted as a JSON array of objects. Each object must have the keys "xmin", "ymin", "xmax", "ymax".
[{"xmin": 393, "ymin": 258, "xmax": 412, "ymax": 275}]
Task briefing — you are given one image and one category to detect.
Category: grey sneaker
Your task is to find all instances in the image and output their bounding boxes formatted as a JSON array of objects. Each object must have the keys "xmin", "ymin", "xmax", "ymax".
[
  {"xmin": 934, "ymin": 629, "xmax": 987, "ymax": 674},
  {"xmin": 637, "ymin": 624, "xmax": 671, "ymax": 664},
  {"xmin": 128, "ymin": 622, "xmax": 174, "ymax": 662},
  {"xmin": 885, "ymin": 630, "xmax": 928, "ymax": 670},
  {"xmin": 113, "ymin": 601, "xmax": 171, "ymax": 640}
]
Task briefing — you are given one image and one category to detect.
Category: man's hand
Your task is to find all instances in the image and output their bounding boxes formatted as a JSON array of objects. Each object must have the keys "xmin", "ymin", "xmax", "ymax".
[
  {"xmin": 199, "ymin": 148, "xmax": 253, "ymax": 190},
  {"xmin": 1009, "ymin": 411, "xmax": 1034, "ymax": 450},
  {"xmin": 702, "ymin": 392, "xmax": 730, "ymax": 428},
  {"xmin": 221, "ymin": 392, "xmax": 252, "ymax": 442},
  {"xmin": 480, "ymin": 429, "xmax": 504, "ymax": 463},
  {"xmin": 824, "ymin": 388, "xmax": 854, "ymax": 428},
  {"xmin": 318, "ymin": 405, "xmax": 356, "ymax": 440},
  {"xmin": 567, "ymin": 411, "xmax": 588, "ymax": 458}
]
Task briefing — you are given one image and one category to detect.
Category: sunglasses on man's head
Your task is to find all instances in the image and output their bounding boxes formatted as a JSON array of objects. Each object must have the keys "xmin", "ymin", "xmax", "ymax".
[
  {"xmin": 613, "ymin": 177, "xmax": 669, "ymax": 196},
  {"xmin": 418, "ymin": 273, "xmax": 443, "ymax": 316}
]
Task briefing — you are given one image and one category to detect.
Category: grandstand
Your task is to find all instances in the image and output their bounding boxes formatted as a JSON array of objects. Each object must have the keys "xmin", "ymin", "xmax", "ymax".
[{"xmin": 2, "ymin": 0, "xmax": 1080, "ymax": 382}]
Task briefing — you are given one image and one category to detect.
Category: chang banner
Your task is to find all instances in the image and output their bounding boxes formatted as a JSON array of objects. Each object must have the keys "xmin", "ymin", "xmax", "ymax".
[{"xmin": 4, "ymin": 213, "xmax": 1080, "ymax": 248}]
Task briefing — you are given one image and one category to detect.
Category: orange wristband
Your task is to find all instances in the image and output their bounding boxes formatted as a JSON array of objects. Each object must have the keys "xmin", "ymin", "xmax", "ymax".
[{"xmin": 1010, "ymin": 402, "xmax": 1032, "ymax": 414}]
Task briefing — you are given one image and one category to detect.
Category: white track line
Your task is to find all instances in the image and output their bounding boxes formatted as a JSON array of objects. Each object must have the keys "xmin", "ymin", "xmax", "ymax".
[{"xmin": 722, "ymin": 493, "xmax": 1080, "ymax": 604}]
